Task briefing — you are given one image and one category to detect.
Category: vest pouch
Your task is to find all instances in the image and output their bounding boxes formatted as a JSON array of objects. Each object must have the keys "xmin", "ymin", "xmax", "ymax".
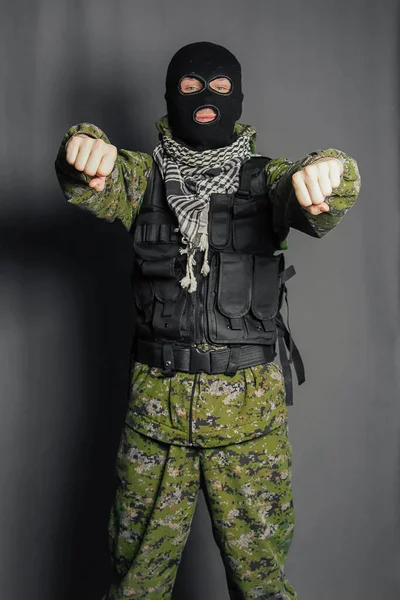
[
  {"xmin": 232, "ymin": 197, "xmax": 271, "ymax": 254},
  {"xmin": 152, "ymin": 279, "xmax": 187, "ymax": 340},
  {"xmin": 151, "ymin": 262, "xmax": 188, "ymax": 341},
  {"xmin": 209, "ymin": 195, "xmax": 233, "ymax": 250},
  {"xmin": 251, "ymin": 254, "xmax": 283, "ymax": 336},
  {"xmin": 207, "ymin": 253, "xmax": 253, "ymax": 343},
  {"xmin": 217, "ymin": 253, "xmax": 252, "ymax": 317},
  {"xmin": 133, "ymin": 250, "xmax": 188, "ymax": 340},
  {"xmin": 133, "ymin": 256, "xmax": 177, "ymax": 311},
  {"xmin": 206, "ymin": 252, "xmax": 283, "ymax": 346}
]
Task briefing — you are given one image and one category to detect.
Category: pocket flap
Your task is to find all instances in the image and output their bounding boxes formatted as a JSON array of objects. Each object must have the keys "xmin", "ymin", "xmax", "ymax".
[
  {"xmin": 209, "ymin": 195, "xmax": 233, "ymax": 250},
  {"xmin": 217, "ymin": 253, "xmax": 252, "ymax": 318}
]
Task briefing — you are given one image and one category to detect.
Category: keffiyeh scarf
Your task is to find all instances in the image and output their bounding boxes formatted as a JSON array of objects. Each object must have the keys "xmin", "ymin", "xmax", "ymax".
[{"xmin": 153, "ymin": 125, "xmax": 257, "ymax": 293}]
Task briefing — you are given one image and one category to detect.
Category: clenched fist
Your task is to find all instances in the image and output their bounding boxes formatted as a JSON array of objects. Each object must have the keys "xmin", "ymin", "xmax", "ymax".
[
  {"xmin": 65, "ymin": 134, "xmax": 117, "ymax": 192},
  {"xmin": 292, "ymin": 157, "xmax": 344, "ymax": 215}
]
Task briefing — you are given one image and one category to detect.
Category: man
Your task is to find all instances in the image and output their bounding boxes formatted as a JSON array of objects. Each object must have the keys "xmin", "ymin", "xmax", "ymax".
[{"xmin": 55, "ymin": 41, "xmax": 360, "ymax": 600}]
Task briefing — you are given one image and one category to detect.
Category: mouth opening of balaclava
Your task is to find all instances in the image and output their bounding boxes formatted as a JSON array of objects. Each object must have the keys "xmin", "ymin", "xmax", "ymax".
[{"xmin": 164, "ymin": 41, "xmax": 244, "ymax": 151}]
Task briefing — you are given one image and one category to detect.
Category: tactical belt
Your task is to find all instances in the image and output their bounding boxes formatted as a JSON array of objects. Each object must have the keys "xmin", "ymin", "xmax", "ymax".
[{"xmin": 133, "ymin": 339, "xmax": 276, "ymax": 377}]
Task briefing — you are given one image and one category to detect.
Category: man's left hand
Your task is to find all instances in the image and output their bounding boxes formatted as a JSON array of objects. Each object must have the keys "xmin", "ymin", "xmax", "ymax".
[{"xmin": 291, "ymin": 157, "xmax": 344, "ymax": 215}]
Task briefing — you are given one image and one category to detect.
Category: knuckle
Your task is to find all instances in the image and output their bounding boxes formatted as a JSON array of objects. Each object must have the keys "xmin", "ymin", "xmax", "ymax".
[
  {"xmin": 93, "ymin": 138, "xmax": 105, "ymax": 149},
  {"xmin": 67, "ymin": 137, "xmax": 77, "ymax": 148},
  {"xmin": 292, "ymin": 172, "xmax": 301, "ymax": 185},
  {"xmin": 69, "ymin": 136, "xmax": 82, "ymax": 148},
  {"xmin": 304, "ymin": 165, "xmax": 316, "ymax": 177}
]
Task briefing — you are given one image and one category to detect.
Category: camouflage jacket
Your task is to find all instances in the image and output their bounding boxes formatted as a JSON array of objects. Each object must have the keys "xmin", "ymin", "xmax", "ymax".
[{"xmin": 55, "ymin": 118, "xmax": 361, "ymax": 447}]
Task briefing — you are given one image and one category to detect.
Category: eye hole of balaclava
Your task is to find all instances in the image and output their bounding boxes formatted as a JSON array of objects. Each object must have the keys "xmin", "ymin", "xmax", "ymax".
[
  {"xmin": 179, "ymin": 75, "xmax": 205, "ymax": 95},
  {"xmin": 165, "ymin": 41, "xmax": 243, "ymax": 151}
]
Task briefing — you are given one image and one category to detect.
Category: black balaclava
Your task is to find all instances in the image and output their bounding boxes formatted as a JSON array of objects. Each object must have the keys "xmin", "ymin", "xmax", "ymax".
[{"xmin": 165, "ymin": 41, "xmax": 244, "ymax": 151}]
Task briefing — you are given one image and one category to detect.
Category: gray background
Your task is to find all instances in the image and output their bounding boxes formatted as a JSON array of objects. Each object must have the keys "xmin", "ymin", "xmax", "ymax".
[{"xmin": 1, "ymin": 1, "xmax": 399, "ymax": 599}]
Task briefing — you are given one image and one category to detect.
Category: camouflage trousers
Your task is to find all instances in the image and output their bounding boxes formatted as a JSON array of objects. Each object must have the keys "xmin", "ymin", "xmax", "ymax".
[{"xmin": 101, "ymin": 419, "xmax": 298, "ymax": 600}]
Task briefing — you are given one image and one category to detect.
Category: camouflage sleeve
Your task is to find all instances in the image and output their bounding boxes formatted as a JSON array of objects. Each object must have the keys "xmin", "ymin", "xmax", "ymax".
[
  {"xmin": 265, "ymin": 148, "xmax": 361, "ymax": 248},
  {"xmin": 54, "ymin": 122, "xmax": 153, "ymax": 231}
]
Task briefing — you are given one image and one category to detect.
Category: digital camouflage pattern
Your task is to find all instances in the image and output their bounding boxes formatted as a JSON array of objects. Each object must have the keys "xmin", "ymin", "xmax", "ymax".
[
  {"xmin": 125, "ymin": 360, "xmax": 288, "ymax": 448},
  {"xmin": 103, "ymin": 417, "xmax": 297, "ymax": 600},
  {"xmin": 55, "ymin": 118, "xmax": 361, "ymax": 600}
]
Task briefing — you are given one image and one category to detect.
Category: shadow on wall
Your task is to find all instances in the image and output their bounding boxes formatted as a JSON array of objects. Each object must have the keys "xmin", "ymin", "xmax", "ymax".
[{"xmin": 0, "ymin": 206, "xmax": 136, "ymax": 600}]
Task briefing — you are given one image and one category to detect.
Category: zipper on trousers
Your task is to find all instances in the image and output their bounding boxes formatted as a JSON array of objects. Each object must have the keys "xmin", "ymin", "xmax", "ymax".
[{"xmin": 188, "ymin": 372, "xmax": 198, "ymax": 445}]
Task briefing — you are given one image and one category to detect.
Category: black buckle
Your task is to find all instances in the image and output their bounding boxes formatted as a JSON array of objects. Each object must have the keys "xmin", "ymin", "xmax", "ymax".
[
  {"xmin": 161, "ymin": 343, "xmax": 176, "ymax": 377},
  {"xmin": 189, "ymin": 347, "xmax": 212, "ymax": 373}
]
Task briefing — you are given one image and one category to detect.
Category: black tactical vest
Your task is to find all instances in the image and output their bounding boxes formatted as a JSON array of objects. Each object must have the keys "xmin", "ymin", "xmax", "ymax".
[{"xmin": 130, "ymin": 156, "xmax": 305, "ymax": 405}]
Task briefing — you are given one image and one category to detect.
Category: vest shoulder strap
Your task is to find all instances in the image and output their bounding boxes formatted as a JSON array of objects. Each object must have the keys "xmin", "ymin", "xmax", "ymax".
[
  {"xmin": 236, "ymin": 156, "xmax": 272, "ymax": 198},
  {"xmin": 140, "ymin": 159, "xmax": 166, "ymax": 212}
]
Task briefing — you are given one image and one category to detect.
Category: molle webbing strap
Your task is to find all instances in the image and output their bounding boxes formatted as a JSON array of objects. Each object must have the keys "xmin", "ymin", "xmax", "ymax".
[
  {"xmin": 277, "ymin": 330, "xmax": 293, "ymax": 406},
  {"xmin": 280, "ymin": 264, "xmax": 296, "ymax": 284},
  {"xmin": 276, "ymin": 310, "xmax": 305, "ymax": 406},
  {"xmin": 276, "ymin": 262, "xmax": 305, "ymax": 406}
]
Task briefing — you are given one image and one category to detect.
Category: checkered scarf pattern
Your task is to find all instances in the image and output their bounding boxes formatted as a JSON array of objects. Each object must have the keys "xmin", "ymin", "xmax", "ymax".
[{"xmin": 153, "ymin": 128, "xmax": 255, "ymax": 292}]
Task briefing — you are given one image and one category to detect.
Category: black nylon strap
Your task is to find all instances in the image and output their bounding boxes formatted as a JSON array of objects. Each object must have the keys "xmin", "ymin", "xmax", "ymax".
[
  {"xmin": 276, "ymin": 309, "xmax": 306, "ymax": 403},
  {"xmin": 277, "ymin": 331, "xmax": 294, "ymax": 406},
  {"xmin": 237, "ymin": 156, "xmax": 271, "ymax": 198},
  {"xmin": 278, "ymin": 317, "xmax": 305, "ymax": 385},
  {"xmin": 275, "ymin": 254, "xmax": 306, "ymax": 405},
  {"xmin": 284, "ymin": 286, "xmax": 293, "ymax": 362},
  {"xmin": 225, "ymin": 346, "xmax": 242, "ymax": 376},
  {"xmin": 280, "ymin": 264, "xmax": 296, "ymax": 284},
  {"xmin": 282, "ymin": 284, "xmax": 305, "ymax": 384}
]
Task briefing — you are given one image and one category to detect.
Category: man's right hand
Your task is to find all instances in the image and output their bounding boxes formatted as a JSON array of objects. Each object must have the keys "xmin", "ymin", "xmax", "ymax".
[{"xmin": 65, "ymin": 134, "xmax": 117, "ymax": 192}]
